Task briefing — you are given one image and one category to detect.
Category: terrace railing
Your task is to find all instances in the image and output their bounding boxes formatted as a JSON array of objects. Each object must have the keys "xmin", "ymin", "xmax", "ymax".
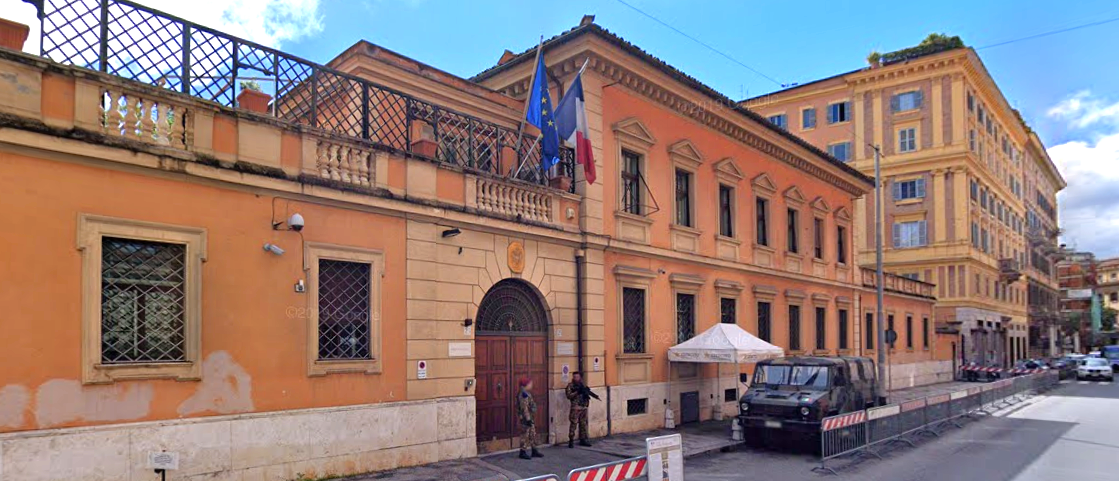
[{"xmin": 31, "ymin": 0, "xmax": 574, "ymax": 190}]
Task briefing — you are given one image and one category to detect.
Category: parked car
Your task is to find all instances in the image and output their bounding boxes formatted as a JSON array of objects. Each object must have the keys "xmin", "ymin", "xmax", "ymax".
[
  {"xmin": 738, "ymin": 356, "xmax": 878, "ymax": 446},
  {"xmin": 1011, "ymin": 359, "xmax": 1047, "ymax": 376},
  {"xmin": 1049, "ymin": 359, "xmax": 1076, "ymax": 380},
  {"xmin": 1077, "ymin": 358, "xmax": 1114, "ymax": 381}
]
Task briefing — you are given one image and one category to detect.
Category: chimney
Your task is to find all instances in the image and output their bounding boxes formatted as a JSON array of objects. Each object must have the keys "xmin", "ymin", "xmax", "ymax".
[
  {"xmin": 498, "ymin": 49, "xmax": 517, "ymax": 66},
  {"xmin": 0, "ymin": 17, "xmax": 31, "ymax": 51},
  {"xmin": 580, "ymin": 14, "xmax": 596, "ymax": 27}
]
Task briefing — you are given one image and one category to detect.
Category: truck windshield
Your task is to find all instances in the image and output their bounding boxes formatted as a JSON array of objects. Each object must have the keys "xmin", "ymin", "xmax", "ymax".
[{"xmin": 754, "ymin": 365, "xmax": 831, "ymax": 389}]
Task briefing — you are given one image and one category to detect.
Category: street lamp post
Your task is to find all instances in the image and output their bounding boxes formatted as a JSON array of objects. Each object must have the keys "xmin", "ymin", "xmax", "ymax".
[{"xmin": 874, "ymin": 146, "xmax": 887, "ymax": 402}]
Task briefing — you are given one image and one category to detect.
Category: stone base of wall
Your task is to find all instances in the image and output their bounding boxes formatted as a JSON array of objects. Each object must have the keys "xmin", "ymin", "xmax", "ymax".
[
  {"xmin": 888, "ymin": 360, "xmax": 955, "ymax": 390},
  {"xmin": 605, "ymin": 377, "xmax": 738, "ymax": 435},
  {"xmin": 0, "ymin": 396, "xmax": 475, "ymax": 481}
]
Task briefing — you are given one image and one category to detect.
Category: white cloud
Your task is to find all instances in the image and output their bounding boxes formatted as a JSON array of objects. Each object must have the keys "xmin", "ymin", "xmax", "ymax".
[
  {"xmin": 1046, "ymin": 89, "xmax": 1119, "ymax": 130},
  {"xmin": 1048, "ymin": 94, "xmax": 1119, "ymax": 258},
  {"xmin": 7, "ymin": 0, "xmax": 322, "ymax": 55}
]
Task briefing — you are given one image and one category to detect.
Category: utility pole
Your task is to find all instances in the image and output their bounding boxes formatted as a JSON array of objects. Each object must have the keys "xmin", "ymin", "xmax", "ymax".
[{"xmin": 874, "ymin": 145, "xmax": 887, "ymax": 402}]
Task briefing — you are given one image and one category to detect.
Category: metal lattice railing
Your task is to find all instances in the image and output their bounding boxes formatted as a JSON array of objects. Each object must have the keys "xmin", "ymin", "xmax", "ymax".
[
  {"xmin": 317, "ymin": 259, "xmax": 372, "ymax": 360},
  {"xmin": 33, "ymin": 0, "xmax": 574, "ymax": 188},
  {"xmin": 101, "ymin": 236, "xmax": 187, "ymax": 363}
]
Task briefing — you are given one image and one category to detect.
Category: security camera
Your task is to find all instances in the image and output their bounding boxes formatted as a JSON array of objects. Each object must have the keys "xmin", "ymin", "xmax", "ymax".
[
  {"xmin": 263, "ymin": 243, "xmax": 285, "ymax": 255},
  {"xmin": 288, "ymin": 213, "xmax": 305, "ymax": 232}
]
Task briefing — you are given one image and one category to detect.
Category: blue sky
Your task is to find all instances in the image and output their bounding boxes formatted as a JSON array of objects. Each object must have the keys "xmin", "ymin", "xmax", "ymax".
[{"xmin": 10, "ymin": 0, "xmax": 1119, "ymax": 256}]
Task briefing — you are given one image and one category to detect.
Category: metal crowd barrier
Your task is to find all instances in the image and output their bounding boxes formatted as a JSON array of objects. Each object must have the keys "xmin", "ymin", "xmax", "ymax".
[
  {"xmin": 568, "ymin": 456, "xmax": 647, "ymax": 481},
  {"xmin": 514, "ymin": 476, "xmax": 560, "ymax": 481},
  {"xmin": 815, "ymin": 372, "xmax": 1057, "ymax": 474}
]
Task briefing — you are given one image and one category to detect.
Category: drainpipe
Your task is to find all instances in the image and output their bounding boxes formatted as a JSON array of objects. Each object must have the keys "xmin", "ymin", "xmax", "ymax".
[{"xmin": 575, "ymin": 248, "xmax": 585, "ymax": 372}]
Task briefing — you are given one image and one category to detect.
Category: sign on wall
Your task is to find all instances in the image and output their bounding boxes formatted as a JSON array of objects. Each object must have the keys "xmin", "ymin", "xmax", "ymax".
[{"xmin": 417, "ymin": 360, "xmax": 428, "ymax": 379}]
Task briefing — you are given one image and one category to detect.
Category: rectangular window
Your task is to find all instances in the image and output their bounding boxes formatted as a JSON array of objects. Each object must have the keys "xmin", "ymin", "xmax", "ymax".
[
  {"xmin": 622, "ymin": 287, "xmax": 646, "ymax": 353},
  {"xmin": 891, "ymin": 91, "xmax": 923, "ymax": 112},
  {"xmin": 905, "ymin": 315, "xmax": 914, "ymax": 349},
  {"xmin": 967, "ymin": 92, "xmax": 975, "ymax": 112},
  {"xmin": 621, "ymin": 150, "xmax": 643, "ymax": 215},
  {"xmin": 725, "ymin": 388, "xmax": 738, "ymax": 402},
  {"xmin": 768, "ymin": 114, "xmax": 787, "ymax": 130},
  {"xmin": 719, "ymin": 185, "xmax": 734, "ymax": 237},
  {"xmin": 828, "ymin": 142, "xmax": 852, "ymax": 162},
  {"xmin": 317, "ymin": 259, "xmax": 374, "ymax": 361},
  {"xmin": 888, "ymin": 315, "xmax": 896, "ymax": 349},
  {"xmin": 892, "ymin": 178, "xmax": 926, "ymax": 200},
  {"xmin": 100, "ymin": 237, "xmax": 189, "ymax": 364},
  {"xmin": 969, "ymin": 129, "xmax": 976, "ymax": 152},
  {"xmin": 922, "ymin": 317, "xmax": 930, "ymax": 348},
  {"xmin": 898, "ymin": 127, "xmax": 917, "ymax": 153},
  {"xmin": 676, "ymin": 293, "xmax": 696, "ymax": 342},
  {"xmin": 802, "ymin": 108, "xmax": 817, "ymax": 129},
  {"xmin": 675, "ymin": 169, "xmax": 692, "ymax": 227},
  {"xmin": 627, "ymin": 398, "xmax": 648, "ymax": 416},
  {"xmin": 721, "ymin": 298, "xmax": 737, "ymax": 324},
  {"xmin": 838, "ymin": 309, "xmax": 849, "ymax": 350},
  {"xmin": 827, "ymin": 101, "xmax": 851, "ymax": 123},
  {"xmin": 757, "ymin": 301, "xmax": 772, "ymax": 342},
  {"xmin": 892, "ymin": 220, "xmax": 928, "ymax": 248},
  {"xmin": 789, "ymin": 305, "xmax": 802, "ymax": 351},
  {"xmin": 837, "ymin": 225, "xmax": 847, "ymax": 264},
  {"xmin": 970, "ymin": 180, "xmax": 978, "ymax": 201},
  {"xmin": 865, "ymin": 312, "xmax": 874, "ymax": 349},
  {"xmin": 813, "ymin": 218, "xmax": 824, "ymax": 259},
  {"xmin": 756, "ymin": 197, "xmax": 769, "ymax": 246},
  {"xmin": 786, "ymin": 208, "xmax": 799, "ymax": 254},
  {"xmin": 971, "ymin": 223, "xmax": 979, "ymax": 248},
  {"xmin": 815, "ymin": 307, "xmax": 827, "ymax": 350}
]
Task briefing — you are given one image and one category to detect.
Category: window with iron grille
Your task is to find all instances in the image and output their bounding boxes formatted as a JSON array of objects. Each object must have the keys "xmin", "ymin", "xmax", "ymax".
[
  {"xmin": 865, "ymin": 312, "xmax": 874, "ymax": 349},
  {"xmin": 815, "ymin": 307, "xmax": 827, "ymax": 350},
  {"xmin": 813, "ymin": 218, "xmax": 824, "ymax": 259},
  {"xmin": 621, "ymin": 150, "xmax": 643, "ymax": 215},
  {"xmin": 786, "ymin": 208, "xmax": 799, "ymax": 253},
  {"xmin": 922, "ymin": 317, "xmax": 930, "ymax": 348},
  {"xmin": 317, "ymin": 259, "xmax": 372, "ymax": 360},
  {"xmin": 720, "ymin": 298, "xmax": 736, "ymax": 324},
  {"xmin": 838, "ymin": 309, "xmax": 849, "ymax": 350},
  {"xmin": 756, "ymin": 198, "xmax": 769, "ymax": 246},
  {"xmin": 788, "ymin": 305, "xmax": 801, "ymax": 351},
  {"xmin": 724, "ymin": 388, "xmax": 738, "ymax": 402},
  {"xmin": 623, "ymin": 287, "xmax": 646, "ymax": 353},
  {"xmin": 675, "ymin": 169, "xmax": 692, "ymax": 227},
  {"xmin": 906, "ymin": 315, "xmax": 914, "ymax": 349},
  {"xmin": 627, "ymin": 398, "xmax": 648, "ymax": 416},
  {"xmin": 719, "ymin": 185, "xmax": 734, "ymax": 237},
  {"xmin": 100, "ymin": 237, "xmax": 187, "ymax": 364},
  {"xmin": 676, "ymin": 293, "xmax": 695, "ymax": 342},
  {"xmin": 888, "ymin": 315, "xmax": 896, "ymax": 348},
  {"xmin": 837, "ymin": 226, "xmax": 847, "ymax": 264},
  {"xmin": 757, "ymin": 301, "xmax": 772, "ymax": 342}
]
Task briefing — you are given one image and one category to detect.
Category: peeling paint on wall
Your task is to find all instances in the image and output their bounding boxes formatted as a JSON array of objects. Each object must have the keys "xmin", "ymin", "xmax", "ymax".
[
  {"xmin": 178, "ymin": 351, "xmax": 254, "ymax": 416},
  {"xmin": 0, "ymin": 385, "xmax": 30, "ymax": 428},
  {"xmin": 34, "ymin": 380, "xmax": 153, "ymax": 428}
]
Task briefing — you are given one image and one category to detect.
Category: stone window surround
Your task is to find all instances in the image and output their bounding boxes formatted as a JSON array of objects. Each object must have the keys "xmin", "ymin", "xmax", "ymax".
[
  {"xmin": 834, "ymin": 206, "xmax": 851, "ymax": 269},
  {"xmin": 714, "ymin": 163, "xmax": 743, "ymax": 261},
  {"xmin": 668, "ymin": 140, "xmax": 704, "ymax": 254},
  {"xmin": 669, "ymin": 273, "xmax": 704, "ymax": 344},
  {"xmin": 614, "ymin": 265, "xmax": 656, "ymax": 385},
  {"xmin": 753, "ymin": 285, "xmax": 778, "ymax": 342},
  {"xmin": 715, "ymin": 279, "xmax": 744, "ymax": 325},
  {"xmin": 305, "ymin": 242, "xmax": 384, "ymax": 377},
  {"xmin": 811, "ymin": 293, "xmax": 831, "ymax": 355},
  {"xmin": 77, "ymin": 214, "xmax": 207, "ymax": 384},
  {"xmin": 752, "ymin": 174, "xmax": 777, "ymax": 267},
  {"xmin": 785, "ymin": 289, "xmax": 806, "ymax": 353},
  {"xmin": 612, "ymin": 118, "xmax": 657, "ymax": 245}
]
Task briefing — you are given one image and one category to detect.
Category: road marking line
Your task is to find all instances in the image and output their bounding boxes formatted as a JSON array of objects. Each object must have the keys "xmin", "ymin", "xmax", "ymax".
[
  {"xmin": 1078, "ymin": 381, "xmax": 1089, "ymax": 385},
  {"xmin": 1059, "ymin": 380, "xmax": 1071, "ymax": 384}
]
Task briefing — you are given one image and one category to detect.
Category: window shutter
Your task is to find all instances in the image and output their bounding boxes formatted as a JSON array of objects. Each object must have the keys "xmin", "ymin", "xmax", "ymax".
[
  {"xmin": 916, "ymin": 178, "xmax": 926, "ymax": 198},
  {"xmin": 919, "ymin": 221, "xmax": 928, "ymax": 246},
  {"xmin": 892, "ymin": 223, "xmax": 901, "ymax": 247},
  {"xmin": 844, "ymin": 101, "xmax": 852, "ymax": 120},
  {"xmin": 827, "ymin": 105, "xmax": 834, "ymax": 123},
  {"xmin": 914, "ymin": 90, "xmax": 924, "ymax": 109},
  {"xmin": 892, "ymin": 181, "xmax": 901, "ymax": 200},
  {"xmin": 890, "ymin": 95, "xmax": 900, "ymax": 112}
]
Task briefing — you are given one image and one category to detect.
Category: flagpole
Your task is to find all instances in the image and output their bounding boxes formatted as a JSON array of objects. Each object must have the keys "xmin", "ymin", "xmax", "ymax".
[{"xmin": 513, "ymin": 36, "xmax": 544, "ymax": 175}]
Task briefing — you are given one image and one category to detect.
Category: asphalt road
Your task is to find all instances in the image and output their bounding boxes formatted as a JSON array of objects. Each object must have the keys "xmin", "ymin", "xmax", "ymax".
[{"xmin": 682, "ymin": 378, "xmax": 1119, "ymax": 481}]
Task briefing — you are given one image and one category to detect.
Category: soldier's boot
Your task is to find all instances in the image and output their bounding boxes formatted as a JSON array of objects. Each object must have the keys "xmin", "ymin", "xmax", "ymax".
[
  {"xmin": 567, "ymin": 440, "xmax": 574, "ymax": 448},
  {"xmin": 518, "ymin": 449, "xmax": 531, "ymax": 460},
  {"xmin": 531, "ymin": 448, "xmax": 544, "ymax": 458},
  {"xmin": 579, "ymin": 439, "xmax": 592, "ymax": 447}
]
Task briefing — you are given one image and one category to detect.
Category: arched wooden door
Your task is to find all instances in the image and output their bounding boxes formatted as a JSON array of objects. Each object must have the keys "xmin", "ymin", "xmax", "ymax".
[{"xmin": 474, "ymin": 279, "xmax": 549, "ymax": 447}]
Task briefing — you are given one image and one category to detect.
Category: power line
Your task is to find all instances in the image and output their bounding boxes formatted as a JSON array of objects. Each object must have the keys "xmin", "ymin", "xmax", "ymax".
[
  {"xmin": 612, "ymin": 0, "xmax": 783, "ymax": 87},
  {"xmin": 977, "ymin": 14, "xmax": 1119, "ymax": 50}
]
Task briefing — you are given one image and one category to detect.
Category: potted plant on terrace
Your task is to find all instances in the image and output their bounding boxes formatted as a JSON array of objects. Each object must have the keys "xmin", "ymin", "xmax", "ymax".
[{"xmin": 236, "ymin": 80, "xmax": 271, "ymax": 114}]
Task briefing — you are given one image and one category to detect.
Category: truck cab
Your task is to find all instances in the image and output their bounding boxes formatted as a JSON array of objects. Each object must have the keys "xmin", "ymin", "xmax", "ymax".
[{"xmin": 738, "ymin": 356, "xmax": 878, "ymax": 440}]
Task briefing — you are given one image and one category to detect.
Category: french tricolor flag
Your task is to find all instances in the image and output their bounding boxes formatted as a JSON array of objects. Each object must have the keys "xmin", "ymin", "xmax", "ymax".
[{"xmin": 556, "ymin": 63, "xmax": 596, "ymax": 184}]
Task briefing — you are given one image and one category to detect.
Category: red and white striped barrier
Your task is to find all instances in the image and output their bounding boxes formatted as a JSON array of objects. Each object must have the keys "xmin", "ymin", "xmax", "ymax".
[
  {"xmin": 958, "ymin": 365, "xmax": 1043, "ymax": 375},
  {"xmin": 821, "ymin": 411, "xmax": 867, "ymax": 431},
  {"xmin": 568, "ymin": 456, "xmax": 647, "ymax": 481}
]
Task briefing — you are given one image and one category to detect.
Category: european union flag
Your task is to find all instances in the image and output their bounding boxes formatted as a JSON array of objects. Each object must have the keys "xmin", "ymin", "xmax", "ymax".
[{"xmin": 524, "ymin": 48, "xmax": 560, "ymax": 170}]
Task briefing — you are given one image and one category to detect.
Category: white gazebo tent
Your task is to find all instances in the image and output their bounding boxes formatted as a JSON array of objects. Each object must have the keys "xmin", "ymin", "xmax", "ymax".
[{"xmin": 667, "ymin": 323, "xmax": 784, "ymax": 423}]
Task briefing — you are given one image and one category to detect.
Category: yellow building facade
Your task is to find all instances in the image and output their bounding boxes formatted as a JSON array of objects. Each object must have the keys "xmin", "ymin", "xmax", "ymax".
[{"xmin": 750, "ymin": 46, "xmax": 1064, "ymax": 368}]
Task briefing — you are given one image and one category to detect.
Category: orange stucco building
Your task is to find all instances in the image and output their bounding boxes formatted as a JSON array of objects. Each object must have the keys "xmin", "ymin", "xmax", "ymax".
[{"xmin": 0, "ymin": 5, "xmax": 939, "ymax": 480}]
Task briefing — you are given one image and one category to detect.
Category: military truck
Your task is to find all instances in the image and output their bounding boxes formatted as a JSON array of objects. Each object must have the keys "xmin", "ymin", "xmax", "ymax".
[{"xmin": 737, "ymin": 356, "xmax": 879, "ymax": 444}]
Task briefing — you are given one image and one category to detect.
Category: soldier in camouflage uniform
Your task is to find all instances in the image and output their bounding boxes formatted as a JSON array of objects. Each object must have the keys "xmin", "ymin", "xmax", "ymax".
[
  {"xmin": 565, "ymin": 372, "xmax": 597, "ymax": 447},
  {"xmin": 517, "ymin": 377, "xmax": 543, "ymax": 460}
]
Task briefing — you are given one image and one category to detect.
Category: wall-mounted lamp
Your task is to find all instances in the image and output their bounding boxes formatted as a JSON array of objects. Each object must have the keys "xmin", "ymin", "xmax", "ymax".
[
  {"xmin": 442, "ymin": 227, "xmax": 461, "ymax": 238},
  {"xmin": 463, "ymin": 318, "xmax": 474, "ymax": 328}
]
